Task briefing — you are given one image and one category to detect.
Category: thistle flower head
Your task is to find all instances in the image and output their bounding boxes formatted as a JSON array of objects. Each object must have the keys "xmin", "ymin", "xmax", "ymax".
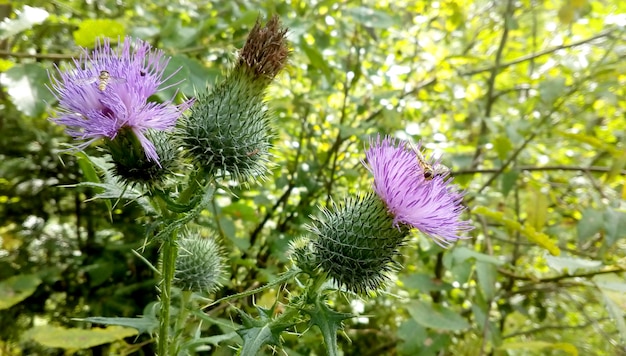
[
  {"xmin": 363, "ymin": 135, "xmax": 473, "ymax": 247},
  {"xmin": 307, "ymin": 193, "xmax": 410, "ymax": 294},
  {"xmin": 49, "ymin": 36, "xmax": 193, "ymax": 165},
  {"xmin": 174, "ymin": 231, "xmax": 225, "ymax": 294},
  {"xmin": 180, "ymin": 16, "xmax": 289, "ymax": 183}
]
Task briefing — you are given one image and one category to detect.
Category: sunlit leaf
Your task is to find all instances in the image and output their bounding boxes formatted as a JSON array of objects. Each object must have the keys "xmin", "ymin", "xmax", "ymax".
[
  {"xmin": 493, "ymin": 135, "xmax": 512, "ymax": 161},
  {"xmin": 499, "ymin": 341, "xmax": 578, "ymax": 355},
  {"xmin": 526, "ymin": 186, "xmax": 548, "ymax": 231},
  {"xmin": 73, "ymin": 19, "xmax": 126, "ymax": 47},
  {"xmin": 0, "ymin": 5, "xmax": 48, "ymax": 40},
  {"xmin": 474, "ymin": 206, "xmax": 560, "ymax": 256},
  {"xmin": 0, "ymin": 63, "xmax": 55, "ymax": 117},
  {"xmin": 25, "ymin": 325, "xmax": 137, "ymax": 349}
]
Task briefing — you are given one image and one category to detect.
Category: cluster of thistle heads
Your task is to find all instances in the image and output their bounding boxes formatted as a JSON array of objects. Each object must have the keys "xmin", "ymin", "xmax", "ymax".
[{"xmin": 49, "ymin": 16, "xmax": 472, "ymax": 295}]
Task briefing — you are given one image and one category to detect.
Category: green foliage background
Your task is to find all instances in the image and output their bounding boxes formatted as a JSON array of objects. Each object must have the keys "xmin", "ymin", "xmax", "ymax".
[{"xmin": 1, "ymin": 0, "xmax": 625, "ymax": 355}]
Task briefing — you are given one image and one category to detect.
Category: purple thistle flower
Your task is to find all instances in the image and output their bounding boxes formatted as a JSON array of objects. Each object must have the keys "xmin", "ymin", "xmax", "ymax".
[
  {"xmin": 363, "ymin": 135, "xmax": 473, "ymax": 247},
  {"xmin": 49, "ymin": 36, "xmax": 193, "ymax": 164}
]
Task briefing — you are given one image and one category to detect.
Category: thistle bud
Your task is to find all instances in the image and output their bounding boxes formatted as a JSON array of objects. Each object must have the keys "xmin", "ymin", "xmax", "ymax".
[
  {"xmin": 174, "ymin": 231, "xmax": 225, "ymax": 293},
  {"xmin": 307, "ymin": 193, "xmax": 410, "ymax": 294},
  {"xmin": 181, "ymin": 16, "xmax": 289, "ymax": 183},
  {"xmin": 106, "ymin": 128, "xmax": 178, "ymax": 186},
  {"xmin": 287, "ymin": 236, "xmax": 318, "ymax": 275}
]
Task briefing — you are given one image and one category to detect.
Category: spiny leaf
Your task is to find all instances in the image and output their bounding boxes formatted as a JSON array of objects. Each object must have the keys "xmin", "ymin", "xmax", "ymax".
[
  {"xmin": 74, "ymin": 316, "xmax": 158, "ymax": 335},
  {"xmin": 235, "ymin": 305, "xmax": 293, "ymax": 356},
  {"xmin": 304, "ymin": 297, "xmax": 353, "ymax": 356}
]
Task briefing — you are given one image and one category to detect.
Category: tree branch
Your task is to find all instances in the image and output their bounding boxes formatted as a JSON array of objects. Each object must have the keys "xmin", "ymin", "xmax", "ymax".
[
  {"xmin": 454, "ymin": 165, "xmax": 626, "ymax": 176},
  {"xmin": 460, "ymin": 29, "xmax": 617, "ymax": 76}
]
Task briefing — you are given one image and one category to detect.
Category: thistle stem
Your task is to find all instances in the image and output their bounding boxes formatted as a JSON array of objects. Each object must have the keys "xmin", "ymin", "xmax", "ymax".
[{"xmin": 158, "ymin": 233, "xmax": 178, "ymax": 355}]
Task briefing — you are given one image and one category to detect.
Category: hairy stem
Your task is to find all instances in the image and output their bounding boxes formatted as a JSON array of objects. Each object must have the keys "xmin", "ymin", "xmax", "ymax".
[{"xmin": 158, "ymin": 233, "xmax": 178, "ymax": 355}]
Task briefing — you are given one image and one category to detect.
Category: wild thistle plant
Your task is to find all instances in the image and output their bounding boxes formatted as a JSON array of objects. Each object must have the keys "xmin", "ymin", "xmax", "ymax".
[{"xmin": 49, "ymin": 17, "xmax": 472, "ymax": 356}]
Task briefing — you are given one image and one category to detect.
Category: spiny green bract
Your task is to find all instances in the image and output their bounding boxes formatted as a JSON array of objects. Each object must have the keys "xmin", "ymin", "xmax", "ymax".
[
  {"xmin": 174, "ymin": 233, "xmax": 225, "ymax": 293},
  {"xmin": 307, "ymin": 192, "xmax": 410, "ymax": 294},
  {"xmin": 106, "ymin": 129, "xmax": 179, "ymax": 187}
]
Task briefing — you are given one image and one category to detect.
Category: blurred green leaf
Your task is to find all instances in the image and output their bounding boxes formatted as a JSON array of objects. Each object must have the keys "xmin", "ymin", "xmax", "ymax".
[
  {"xmin": 300, "ymin": 42, "xmax": 332, "ymax": 80},
  {"xmin": 77, "ymin": 316, "xmax": 157, "ymax": 335},
  {"xmin": 0, "ymin": 274, "xmax": 42, "ymax": 310},
  {"xmin": 526, "ymin": 186, "xmax": 548, "ymax": 231},
  {"xmin": 160, "ymin": 18, "xmax": 200, "ymax": 49},
  {"xmin": 0, "ymin": 63, "xmax": 55, "ymax": 117},
  {"xmin": 343, "ymin": 6, "xmax": 396, "ymax": 28},
  {"xmin": 451, "ymin": 246, "xmax": 504, "ymax": 266},
  {"xmin": 500, "ymin": 169, "xmax": 519, "ymax": 197},
  {"xmin": 401, "ymin": 273, "xmax": 451, "ymax": 294},
  {"xmin": 222, "ymin": 202, "xmax": 259, "ymax": 224},
  {"xmin": 157, "ymin": 54, "xmax": 218, "ymax": 101},
  {"xmin": 577, "ymin": 208, "xmax": 604, "ymax": 242},
  {"xmin": 600, "ymin": 291, "xmax": 626, "ymax": 345},
  {"xmin": 493, "ymin": 135, "xmax": 512, "ymax": 161},
  {"xmin": 538, "ymin": 77, "xmax": 566, "ymax": 104},
  {"xmin": 603, "ymin": 209, "xmax": 626, "ymax": 247},
  {"xmin": 25, "ymin": 325, "xmax": 137, "ymax": 349},
  {"xmin": 407, "ymin": 300, "xmax": 470, "ymax": 331},
  {"xmin": 476, "ymin": 261, "xmax": 497, "ymax": 301},
  {"xmin": 544, "ymin": 255, "xmax": 603, "ymax": 274}
]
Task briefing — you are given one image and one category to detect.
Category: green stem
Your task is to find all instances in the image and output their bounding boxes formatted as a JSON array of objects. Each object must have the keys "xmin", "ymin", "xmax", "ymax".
[
  {"xmin": 203, "ymin": 267, "xmax": 301, "ymax": 309},
  {"xmin": 309, "ymin": 271, "xmax": 329, "ymax": 294},
  {"xmin": 179, "ymin": 170, "xmax": 202, "ymax": 204},
  {"xmin": 158, "ymin": 233, "xmax": 178, "ymax": 356},
  {"xmin": 171, "ymin": 290, "xmax": 193, "ymax": 355}
]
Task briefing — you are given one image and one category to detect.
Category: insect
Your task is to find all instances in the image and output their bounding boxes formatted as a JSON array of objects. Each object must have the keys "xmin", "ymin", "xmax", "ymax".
[
  {"xmin": 76, "ymin": 70, "xmax": 125, "ymax": 91},
  {"xmin": 246, "ymin": 148, "xmax": 260, "ymax": 157},
  {"xmin": 411, "ymin": 143, "xmax": 450, "ymax": 180}
]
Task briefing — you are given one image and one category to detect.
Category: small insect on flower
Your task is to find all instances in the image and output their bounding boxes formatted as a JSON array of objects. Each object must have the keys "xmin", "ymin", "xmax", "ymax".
[
  {"xmin": 246, "ymin": 148, "xmax": 260, "ymax": 157},
  {"xmin": 410, "ymin": 142, "xmax": 450, "ymax": 180},
  {"xmin": 76, "ymin": 70, "xmax": 126, "ymax": 91}
]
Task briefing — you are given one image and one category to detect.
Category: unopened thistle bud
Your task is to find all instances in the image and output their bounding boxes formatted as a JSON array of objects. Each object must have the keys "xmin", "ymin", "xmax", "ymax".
[
  {"xmin": 181, "ymin": 16, "xmax": 289, "ymax": 183},
  {"xmin": 106, "ymin": 128, "xmax": 178, "ymax": 186},
  {"xmin": 287, "ymin": 236, "xmax": 318, "ymax": 275},
  {"xmin": 174, "ymin": 231, "xmax": 225, "ymax": 293},
  {"xmin": 308, "ymin": 193, "xmax": 410, "ymax": 294}
]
